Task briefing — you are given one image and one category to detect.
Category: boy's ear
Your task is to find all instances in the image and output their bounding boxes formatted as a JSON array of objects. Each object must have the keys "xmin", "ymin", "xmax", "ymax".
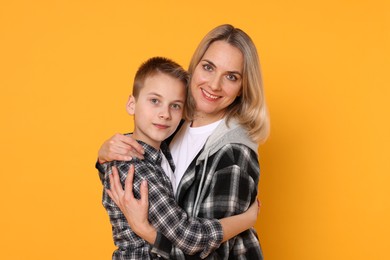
[{"xmin": 126, "ymin": 95, "xmax": 136, "ymax": 115}]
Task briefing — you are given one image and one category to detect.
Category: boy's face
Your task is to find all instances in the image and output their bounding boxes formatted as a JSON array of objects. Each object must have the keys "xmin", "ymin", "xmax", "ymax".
[{"xmin": 127, "ymin": 72, "xmax": 186, "ymax": 149}]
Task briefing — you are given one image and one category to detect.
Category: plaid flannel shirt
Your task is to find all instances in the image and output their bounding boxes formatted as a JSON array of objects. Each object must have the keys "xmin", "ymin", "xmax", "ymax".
[
  {"xmin": 171, "ymin": 143, "xmax": 263, "ymax": 259},
  {"xmin": 154, "ymin": 120, "xmax": 264, "ymax": 259},
  {"xmin": 100, "ymin": 139, "xmax": 223, "ymax": 259}
]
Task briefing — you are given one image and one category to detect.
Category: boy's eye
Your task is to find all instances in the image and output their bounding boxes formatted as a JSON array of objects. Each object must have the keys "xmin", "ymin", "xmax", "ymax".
[
  {"xmin": 150, "ymin": 98, "xmax": 159, "ymax": 104},
  {"xmin": 171, "ymin": 104, "xmax": 182, "ymax": 110}
]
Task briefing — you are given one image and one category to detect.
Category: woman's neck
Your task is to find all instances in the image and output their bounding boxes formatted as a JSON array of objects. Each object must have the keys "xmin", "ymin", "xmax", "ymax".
[{"xmin": 191, "ymin": 112, "xmax": 224, "ymax": 127}]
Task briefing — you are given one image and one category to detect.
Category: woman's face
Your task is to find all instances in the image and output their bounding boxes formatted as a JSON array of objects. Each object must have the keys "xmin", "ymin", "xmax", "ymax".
[{"xmin": 190, "ymin": 40, "xmax": 243, "ymax": 126}]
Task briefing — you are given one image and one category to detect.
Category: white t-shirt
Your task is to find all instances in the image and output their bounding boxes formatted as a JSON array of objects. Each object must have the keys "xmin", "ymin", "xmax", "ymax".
[
  {"xmin": 170, "ymin": 120, "xmax": 222, "ymax": 193},
  {"xmin": 160, "ymin": 151, "xmax": 175, "ymax": 192}
]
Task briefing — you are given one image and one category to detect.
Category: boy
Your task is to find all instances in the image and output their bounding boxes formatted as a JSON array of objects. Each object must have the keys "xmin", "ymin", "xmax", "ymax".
[{"xmin": 101, "ymin": 57, "xmax": 223, "ymax": 259}]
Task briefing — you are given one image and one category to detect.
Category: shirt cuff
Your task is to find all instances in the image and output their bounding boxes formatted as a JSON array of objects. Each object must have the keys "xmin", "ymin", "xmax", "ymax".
[
  {"xmin": 150, "ymin": 231, "xmax": 172, "ymax": 259},
  {"xmin": 199, "ymin": 219, "xmax": 223, "ymax": 258}
]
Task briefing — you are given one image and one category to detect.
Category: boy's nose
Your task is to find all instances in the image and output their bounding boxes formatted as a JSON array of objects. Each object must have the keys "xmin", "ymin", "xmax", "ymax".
[{"xmin": 158, "ymin": 107, "xmax": 171, "ymax": 119}]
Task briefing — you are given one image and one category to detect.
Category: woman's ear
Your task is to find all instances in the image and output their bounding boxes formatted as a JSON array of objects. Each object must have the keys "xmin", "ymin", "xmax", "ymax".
[{"xmin": 126, "ymin": 95, "xmax": 136, "ymax": 115}]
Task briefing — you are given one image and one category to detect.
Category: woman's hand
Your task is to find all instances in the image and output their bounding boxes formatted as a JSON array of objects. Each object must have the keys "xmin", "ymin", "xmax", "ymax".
[
  {"xmin": 98, "ymin": 133, "xmax": 145, "ymax": 163},
  {"xmin": 106, "ymin": 165, "xmax": 157, "ymax": 244}
]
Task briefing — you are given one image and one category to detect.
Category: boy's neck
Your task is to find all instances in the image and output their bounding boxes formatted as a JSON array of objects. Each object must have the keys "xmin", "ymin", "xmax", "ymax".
[{"xmin": 131, "ymin": 132, "xmax": 161, "ymax": 151}]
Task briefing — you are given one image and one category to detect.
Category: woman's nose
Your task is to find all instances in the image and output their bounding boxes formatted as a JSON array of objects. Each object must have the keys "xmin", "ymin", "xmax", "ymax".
[{"xmin": 209, "ymin": 75, "xmax": 222, "ymax": 91}]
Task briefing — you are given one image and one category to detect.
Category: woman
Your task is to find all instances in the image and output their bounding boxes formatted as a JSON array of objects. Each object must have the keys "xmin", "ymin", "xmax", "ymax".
[{"xmin": 98, "ymin": 24, "xmax": 270, "ymax": 259}]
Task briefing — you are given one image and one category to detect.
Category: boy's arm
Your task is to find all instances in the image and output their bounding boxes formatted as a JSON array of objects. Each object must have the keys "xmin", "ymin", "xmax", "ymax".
[
  {"xmin": 107, "ymin": 165, "xmax": 259, "ymax": 259},
  {"xmin": 150, "ymin": 198, "xmax": 258, "ymax": 258},
  {"xmin": 150, "ymin": 200, "xmax": 259, "ymax": 258},
  {"xmin": 220, "ymin": 199, "xmax": 259, "ymax": 241}
]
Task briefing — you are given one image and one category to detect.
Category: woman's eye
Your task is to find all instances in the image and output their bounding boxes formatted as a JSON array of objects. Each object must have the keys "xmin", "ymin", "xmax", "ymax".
[
  {"xmin": 226, "ymin": 74, "xmax": 237, "ymax": 81},
  {"xmin": 202, "ymin": 64, "xmax": 213, "ymax": 71}
]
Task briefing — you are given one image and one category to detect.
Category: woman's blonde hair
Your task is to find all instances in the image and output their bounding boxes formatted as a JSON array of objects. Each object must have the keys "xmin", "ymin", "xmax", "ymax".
[{"xmin": 185, "ymin": 24, "xmax": 270, "ymax": 143}]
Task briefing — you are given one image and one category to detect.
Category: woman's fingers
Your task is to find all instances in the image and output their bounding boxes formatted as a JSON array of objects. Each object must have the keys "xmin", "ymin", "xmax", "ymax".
[
  {"xmin": 98, "ymin": 133, "xmax": 145, "ymax": 163},
  {"xmin": 110, "ymin": 134, "xmax": 145, "ymax": 160},
  {"xmin": 110, "ymin": 166, "xmax": 124, "ymax": 199},
  {"xmin": 111, "ymin": 166, "xmax": 121, "ymax": 193},
  {"xmin": 105, "ymin": 188, "xmax": 115, "ymax": 203},
  {"xmin": 107, "ymin": 173, "xmax": 119, "ymax": 203},
  {"xmin": 118, "ymin": 134, "xmax": 145, "ymax": 159},
  {"xmin": 124, "ymin": 165, "xmax": 135, "ymax": 200},
  {"xmin": 139, "ymin": 179, "xmax": 149, "ymax": 208}
]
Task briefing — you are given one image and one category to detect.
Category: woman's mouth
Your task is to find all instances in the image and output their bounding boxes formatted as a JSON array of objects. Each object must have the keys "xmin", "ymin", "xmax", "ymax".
[{"xmin": 201, "ymin": 88, "xmax": 220, "ymax": 100}]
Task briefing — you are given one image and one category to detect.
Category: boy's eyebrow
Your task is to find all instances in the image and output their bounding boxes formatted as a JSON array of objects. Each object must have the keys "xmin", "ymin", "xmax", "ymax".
[
  {"xmin": 147, "ymin": 92, "xmax": 185, "ymax": 103},
  {"xmin": 146, "ymin": 92, "xmax": 162, "ymax": 97},
  {"xmin": 202, "ymin": 59, "xmax": 242, "ymax": 76}
]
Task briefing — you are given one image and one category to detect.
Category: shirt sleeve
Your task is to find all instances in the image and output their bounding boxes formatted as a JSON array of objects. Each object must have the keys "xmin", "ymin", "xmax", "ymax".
[
  {"xmin": 133, "ymin": 164, "xmax": 224, "ymax": 257},
  {"xmin": 95, "ymin": 160, "xmax": 106, "ymax": 183},
  {"xmin": 211, "ymin": 145, "xmax": 259, "ymax": 216},
  {"xmin": 201, "ymin": 144, "xmax": 260, "ymax": 256}
]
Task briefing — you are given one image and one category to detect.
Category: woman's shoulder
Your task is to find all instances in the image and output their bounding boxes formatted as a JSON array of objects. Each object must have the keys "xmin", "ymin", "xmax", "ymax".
[
  {"xmin": 207, "ymin": 120, "xmax": 258, "ymax": 155},
  {"xmin": 214, "ymin": 142, "xmax": 258, "ymax": 160}
]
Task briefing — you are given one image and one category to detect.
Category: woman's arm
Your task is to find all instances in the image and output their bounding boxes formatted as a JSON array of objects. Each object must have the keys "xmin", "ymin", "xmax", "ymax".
[
  {"xmin": 96, "ymin": 134, "xmax": 145, "ymax": 182},
  {"xmin": 106, "ymin": 165, "xmax": 157, "ymax": 242},
  {"xmin": 98, "ymin": 133, "xmax": 145, "ymax": 163},
  {"xmin": 106, "ymin": 165, "xmax": 259, "ymax": 258},
  {"xmin": 199, "ymin": 143, "xmax": 261, "ymax": 258}
]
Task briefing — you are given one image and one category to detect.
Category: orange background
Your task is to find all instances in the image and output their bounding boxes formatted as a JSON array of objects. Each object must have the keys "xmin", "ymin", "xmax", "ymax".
[{"xmin": 1, "ymin": 0, "xmax": 389, "ymax": 259}]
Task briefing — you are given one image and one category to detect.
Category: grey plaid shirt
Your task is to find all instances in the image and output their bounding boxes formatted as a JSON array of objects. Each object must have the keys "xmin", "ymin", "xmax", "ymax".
[
  {"xmin": 172, "ymin": 143, "xmax": 263, "ymax": 259},
  {"xmin": 100, "ymin": 140, "xmax": 223, "ymax": 259},
  {"xmin": 155, "ymin": 120, "xmax": 264, "ymax": 259}
]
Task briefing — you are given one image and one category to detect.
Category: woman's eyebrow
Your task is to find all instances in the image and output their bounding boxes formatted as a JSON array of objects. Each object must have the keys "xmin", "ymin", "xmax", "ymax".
[
  {"xmin": 202, "ymin": 59, "xmax": 242, "ymax": 76},
  {"xmin": 202, "ymin": 59, "xmax": 215, "ymax": 67}
]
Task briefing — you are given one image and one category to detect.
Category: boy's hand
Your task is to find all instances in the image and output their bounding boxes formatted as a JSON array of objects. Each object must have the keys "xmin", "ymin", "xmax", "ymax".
[
  {"xmin": 98, "ymin": 133, "xmax": 145, "ymax": 163},
  {"xmin": 246, "ymin": 199, "xmax": 261, "ymax": 226}
]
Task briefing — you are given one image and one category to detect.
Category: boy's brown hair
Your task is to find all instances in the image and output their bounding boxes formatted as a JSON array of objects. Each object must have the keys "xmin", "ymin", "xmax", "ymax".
[{"xmin": 133, "ymin": 57, "xmax": 189, "ymax": 99}]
